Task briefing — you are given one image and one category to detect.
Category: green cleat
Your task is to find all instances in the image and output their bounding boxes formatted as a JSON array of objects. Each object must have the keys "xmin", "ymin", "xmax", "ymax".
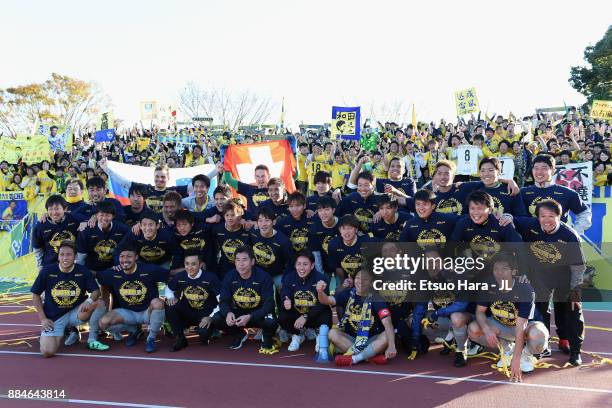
[{"xmin": 87, "ymin": 340, "xmax": 110, "ymax": 351}]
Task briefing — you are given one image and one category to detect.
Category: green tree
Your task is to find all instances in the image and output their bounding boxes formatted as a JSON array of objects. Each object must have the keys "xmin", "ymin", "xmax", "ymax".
[
  {"xmin": 569, "ymin": 26, "xmax": 612, "ymax": 109},
  {"xmin": 0, "ymin": 73, "xmax": 110, "ymax": 136}
]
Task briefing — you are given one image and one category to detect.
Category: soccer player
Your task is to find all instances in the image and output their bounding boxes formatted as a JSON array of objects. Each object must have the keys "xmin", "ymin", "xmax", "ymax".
[
  {"xmin": 33, "ymin": 195, "xmax": 81, "ymax": 268},
  {"xmin": 306, "ymin": 171, "xmax": 340, "ymax": 213},
  {"xmin": 257, "ymin": 177, "xmax": 289, "ymax": 220},
  {"xmin": 76, "ymin": 200, "xmax": 129, "ymax": 275},
  {"xmin": 368, "ymin": 193, "xmax": 411, "ymax": 242},
  {"xmin": 170, "ymin": 210, "xmax": 215, "ymax": 275},
  {"xmin": 376, "ymin": 157, "xmax": 417, "ymax": 199},
  {"xmin": 337, "ymin": 169, "xmax": 382, "ymax": 233},
  {"xmin": 211, "ymin": 200, "xmax": 252, "ymax": 277},
  {"xmin": 165, "ymin": 251, "xmax": 221, "ymax": 351},
  {"xmin": 206, "ymin": 246, "xmax": 278, "ymax": 351},
  {"xmin": 200, "ymin": 185, "xmax": 232, "ymax": 224},
  {"xmin": 308, "ymin": 196, "xmax": 339, "ymax": 276},
  {"xmin": 279, "ymin": 251, "xmax": 333, "ymax": 351},
  {"xmin": 275, "ymin": 192, "xmax": 316, "ymax": 252},
  {"xmin": 94, "ymin": 242, "xmax": 170, "ymax": 353},
  {"xmin": 123, "ymin": 184, "xmax": 149, "ymax": 227},
  {"xmin": 131, "ymin": 164, "xmax": 189, "ymax": 213},
  {"xmin": 223, "ymin": 164, "xmax": 271, "ymax": 209},
  {"xmin": 514, "ymin": 199, "xmax": 586, "ymax": 366},
  {"xmin": 160, "ymin": 191, "xmax": 183, "ymax": 229},
  {"xmin": 317, "ymin": 268, "xmax": 397, "ymax": 366},
  {"xmin": 249, "ymin": 207, "xmax": 294, "ymax": 287},
  {"xmin": 399, "ymin": 189, "xmax": 458, "ymax": 247},
  {"xmin": 327, "ymin": 215, "xmax": 378, "ymax": 290},
  {"xmin": 31, "ymin": 241, "xmax": 104, "ymax": 357},
  {"xmin": 181, "ymin": 174, "xmax": 214, "ymax": 213},
  {"xmin": 469, "ymin": 252, "xmax": 549, "ymax": 381},
  {"xmin": 74, "ymin": 176, "xmax": 126, "ymax": 223},
  {"xmin": 520, "ymin": 154, "xmax": 591, "ymax": 235},
  {"xmin": 117, "ymin": 210, "xmax": 175, "ymax": 268}
]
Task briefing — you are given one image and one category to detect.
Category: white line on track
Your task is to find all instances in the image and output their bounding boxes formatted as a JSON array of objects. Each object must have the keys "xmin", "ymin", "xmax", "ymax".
[
  {"xmin": 0, "ymin": 323, "xmax": 40, "ymax": 327},
  {"xmin": 0, "ymin": 395, "xmax": 182, "ymax": 408},
  {"xmin": 0, "ymin": 350, "xmax": 611, "ymax": 395}
]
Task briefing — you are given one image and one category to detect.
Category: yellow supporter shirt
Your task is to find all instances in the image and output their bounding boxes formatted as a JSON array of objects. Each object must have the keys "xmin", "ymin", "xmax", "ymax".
[
  {"xmin": 331, "ymin": 163, "xmax": 351, "ymax": 189},
  {"xmin": 297, "ymin": 153, "xmax": 308, "ymax": 182},
  {"xmin": 307, "ymin": 161, "xmax": 331, "ymax": 191}
]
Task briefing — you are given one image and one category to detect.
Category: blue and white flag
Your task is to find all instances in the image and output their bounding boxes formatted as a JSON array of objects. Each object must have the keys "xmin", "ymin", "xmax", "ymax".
[{"xmin": 95, "ymin": 129, "xmax": 116, "ymax": 143}]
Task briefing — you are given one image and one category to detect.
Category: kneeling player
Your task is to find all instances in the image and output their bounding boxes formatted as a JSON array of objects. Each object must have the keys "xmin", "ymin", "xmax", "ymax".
[
  {"xmin": 206, "ymin": 246, "xmax": 278, "ymax": 352},
  {"xmin": 468, "ymin": 253, "xmax": 549, "ymax": 382},
  {"xmin": 93, "ymin": 243, "xmax": 170, "ymax": 353},
  {"xmin": 317, "ymin": 269, "xmax": 397, "ymax": 366},
  {"xmin": 165, "ymin": 250, "xmax": 221, "ymax": 351},
  {"xmin": 31, "ymin": 241, "xmax": 103, "ymax": 357},
  {"xmin": 279, "ymin": 251, "xmax": 333, "ymax": 352}
]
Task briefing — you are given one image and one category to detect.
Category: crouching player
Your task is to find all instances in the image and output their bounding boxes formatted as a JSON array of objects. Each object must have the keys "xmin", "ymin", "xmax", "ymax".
[
  {"xmin": 165, "ymin": 250, "xmax": 221, "ymax": 351},
  {"xmin": 204, "ymin": 246, "xmax": 278, "ymax": 352},
  {"xmin": 31, "ymin": 240, "xmax": 103, "ymax": 357},
  {"xmin": 279, "ymin": 250, "xmax": 333, "ymax": 352},
  {"xmin": 468, "ymin": 252, "xmax": 549, "ymax": 382},
  {"xmin": 317, "ymin": 268, "xmax": 397, "ymax": 366},
  {"xmin": 90, "ymin": 242, "xmax": 170, "ymax": 353}
]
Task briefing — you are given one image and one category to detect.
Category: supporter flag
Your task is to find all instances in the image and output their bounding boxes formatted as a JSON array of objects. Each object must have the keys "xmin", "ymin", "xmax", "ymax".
[
  {"xmin": 95, "ymin": 129, "xmax": 116, "ymax": 143},
  {"xmin": 223, "ymin": 140, "xmax": 297, "ymax": 193},
  {"xmin": 331, "ymin": 106, "xmax": 361, "ymax": 141},
  {"xmin": 105, "ymin": 161, "xmax": 218, "ymax": 205}
]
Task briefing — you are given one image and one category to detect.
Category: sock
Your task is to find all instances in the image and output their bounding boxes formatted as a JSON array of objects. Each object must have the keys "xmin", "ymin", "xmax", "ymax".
[
  {"xmin": 453, "ymin": 326, "xmax": 468, "ymax": 352},
  {"xmin": 147, "ymin": 309, "xmax": 165, "ymax": 342},
  {"xmin": 87, "ymin": 306, "xmax": 107, "ymax": 343},
  {"xmin": 351, "ymin": 344, "xmax": 376, "ymax": 364}
]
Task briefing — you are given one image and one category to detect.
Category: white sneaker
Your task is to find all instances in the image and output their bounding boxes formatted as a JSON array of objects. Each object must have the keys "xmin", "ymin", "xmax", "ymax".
[
  {"xmin": 520, "ymin": 348, "xmax": 535, "ymax": 373},
  {"xmin": 305, "ymin": 328, "xmax": 317, "ymax": 341},
  {"xmin": 496, "ymin": 342, "xmax": 515, "ymax": 368},
  {"xmin": 278, "ymin": 329, "xmax": 289, "ymax": 343},
  {"xmin": 64, "ymin": 329, "xmax": 81, "ymax": 346},
  {"xmin": 467, "ymin": 341, "xmax": 484, "ymax": 356},
  {"xmin": 288, "ymin": 334, "xmax": 305, "ymax": 352}
]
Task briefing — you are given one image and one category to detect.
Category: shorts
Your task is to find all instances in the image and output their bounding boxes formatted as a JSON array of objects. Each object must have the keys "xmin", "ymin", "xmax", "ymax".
[
  {"xmin": 343, "ymin": 332, "xmax": 382, "ymax": 347},
  {"xmin": 485, "ymin": 317, "xmax": 542, "ymax": 341},
  {"xmin": 41, "ymin": 306, "xmax": 84, "ymax": 337},
  {"xmin": 114, "ymin": 308, "xmax": 150, "ymax": 326}
]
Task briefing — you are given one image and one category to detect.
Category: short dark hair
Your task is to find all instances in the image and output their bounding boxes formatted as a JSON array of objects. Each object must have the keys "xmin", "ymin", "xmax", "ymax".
[
  {"xmin": 378, "ymin": 193, "xmax": 398, "ymax": 209},
  {"xmin": 222, "ymin": 199, "xmax": 245, "ymax": 215},
  {"xmin": 414, "ymin": 189, "xmax": 436, "ymax": 204},
  {"xmin": 466, "ymin": 191, "xmax": 494, "ymax": 210},
  {"xmin": 174, "ymin": 209, "xmax": 195, "ymax": 225},
  {"xmin": 183, "ymin": 249, "xmax": 202, "ymax": 261},
  {"xmin": 357, "ymin": 171, "xmax": 375, "ymax": 184},
  {"xmin": 317, "ymin": 195, "xmax": 337, "ymax": 210},
  {"xmin": 314, "ymin": 171, "xmax": 331, "ymax": 185},
  {"xmin": 256, "ymin": 206, "xmax": 276, "ymax": 221},
  {"xmin": 295, "ymin": 249, "xmax": 315, "ymax": 264},
  {"xmin": 139, "ymin": 210, "xmax": 160, "ymax": 223},
  {"xmin": 192, "ymin": 174, "xmax": 211, "ymax": 189},
  {"xmin": 254, "ymin": 164, "xmax": 270, "ymax": 174},
  {"xmin": 234, "ymin": 245, "xmax": 254, "ymax": 260},
  {"xmin": 86, "ymin": 176, "xmax": 106, "ymax": 189},
  {"xmin": 267, "ymin": 177, "xmax": 284, "ymax": 188},
  {"xmin": 58, "ymin": 240, "xmax": 77, "ymax": 254},
  {"xmin": 490, "ymin": 251, "xmax": 518, "ymax": 271},
  {"xmin": 118, "ymin": 241, "xmax": 140, "ymax": 255},
  {"xmin": 338, "ymin": 214, "xmax": 360, "ymax": 229},
  {"xmin": 287, "ymin": 191, "xmax": 306, "ymax": 206},
  {"xmin": 128, "ymin": 183, "xmax": 148, "ymax": 198},
  {"xmin": 163, "ymin": 191, "xmax": 182, "ymax": 205},
  {"xmin": 96, "ymin": 200, "xmax": 116, "ymax": 216},
  {"xmin": 532, "ymin": 154, "xmax": 556, "ymax": 171},
  {"xmin": 213, "ymin": 185, "xmax": 231, "ymax": 198},
  {"xmin": 45, "ymin": 194, "xmax": 67, "ymax": 210},
  {"xmin": 479, "ymin": 157, "xmax": 501, "ymax": 172},
  {"xmin": 535, "ymin": 199, "xmax": 562, "ymax": 217}
]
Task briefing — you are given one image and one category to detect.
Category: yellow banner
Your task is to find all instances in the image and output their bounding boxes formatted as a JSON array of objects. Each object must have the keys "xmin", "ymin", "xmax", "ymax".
[
  {"xmin": 591, "ymin": 100, "xmax": 612, "ymax": 120},
  {"xmin": 136, "ymin": 137, "xmax": 150, "ymax": 151},
  {"xmin": 0, "ymin": 135, "xmax": 51, "ymax": 164},
  {"xmin": 36, "ymin": 124, "xmax": 73, "ymax": 152},
  {"xmin": 455, "ymin": 87, "xmax": 480, "ymax": 115}
]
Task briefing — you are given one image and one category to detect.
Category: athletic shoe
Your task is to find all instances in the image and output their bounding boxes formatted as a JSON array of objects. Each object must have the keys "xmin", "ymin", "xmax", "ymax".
[
  {"xmin": 87, "ymin": 340, "xmax": 110, "ymax": 351},
  {"xmin": 125, "ymin": 331, "xmax": 140, "ymax": 347},
  {"xmin": 64, "ymin": 328, "xmax": 81, "ymax": 346},
  {"xmin": 261, "ymin": 335, "xmax": 274, "ymax": 350},
  {"xmin": 496, "ymin": 342, "xmax": 514, "ymax": 368},
  {"xmin": 162, "ymin": 321, "xmax": 174, "ymax": 338},
  {"xmin": 520, "ymin": 348, "xmax": 535, "ymax": 373},
  {"xmin": 229, "ymin": 332, "xmax": 249, "ymax": 350},
  {"xmin": 569, "ymin": 352, "xmax": 582, "ymax": 367},
  {"xmin": 170, "ymin": 337, "xmax": 188, "ymax": 352},
  {"xmin": 305, "ymin": 328, "xmax": 317, "ymax": 341},
  {"xmin": 145, "ymin": 338, "xmax": 156, "ymax": 353},
  {"xmin": 558, "ymin": 339, "xmax": 571, "ymax": 354},
  {"xmin": 367, "ymin": 354, "xmax": 388, "ymax": 365},
  {"xmin": 278, "ymin": 329, "xmax": 289, "ymax": 343},
  {"xmin": 197, "ymin": 328, "xmax": 210, "ymax": 345},
  {"xmin": 288, "ymin": 334, "xmax": 305, "ymax": 352},
  {"xmin": 335, "ymin": 355, "xmax": 353, "ymax": 366},
  {"xmin": 454, "ymin": 351, "xmax": 467, "ymax": 367},
  {"xmin": 467, "ymin": 341, "xmax": 484, "ymax": 356},
  {"xmin": 440, "ymin": 339, "xmax": 455, "ymax": 355}
]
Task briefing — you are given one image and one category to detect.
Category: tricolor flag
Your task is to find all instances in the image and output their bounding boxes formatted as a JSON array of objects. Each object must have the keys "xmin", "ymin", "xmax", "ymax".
[
  {"xmin": 105, "ymin": 160, "xmax": 218, "ymax": 205},
  {"xmin": 223, "ymin": 140, "xmax": 297, "ymax": 193}
]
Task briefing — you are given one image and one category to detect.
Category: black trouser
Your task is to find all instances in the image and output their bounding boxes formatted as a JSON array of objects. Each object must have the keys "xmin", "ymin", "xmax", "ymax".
[
  {"xmin": 390, "ymin": 303, "xmax": 412, "ymax": 351},
  {"xmin": 537, "ymin": 301, "xmax": 584, "ymax": 353},
  {"xmin": 165, "ymin": 302, "xmax": 214, "ymax": 337},
  {"xmin": 205, "ymin": 311, "xmax": 278, "ymax": 342},
  {"xmin": 278, "ymin": 308, "xmax": 333, "ymax": 335}
]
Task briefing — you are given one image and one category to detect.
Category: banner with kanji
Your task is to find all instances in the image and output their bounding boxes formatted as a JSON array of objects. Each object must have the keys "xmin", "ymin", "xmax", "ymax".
[
  {"xmin": 591, "ymin": 100, "xmax": 612, "ymax": 120},
  {"xmin": 553, "ymin": 162, "xmax": 593, "ymax": 205},
  {"xmin": 454, "ymin": 87, "xmax": 479, "ymax": 115},
  {"xmin": 331, "ymin": 106, "xmax": 361, "ymax": 141},
  {"xmin": 223, "ymin": 140, "xmax": 296, "ymax": 194}
]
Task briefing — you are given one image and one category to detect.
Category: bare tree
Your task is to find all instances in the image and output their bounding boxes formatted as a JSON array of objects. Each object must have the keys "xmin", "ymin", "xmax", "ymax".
[{"xmin": 178, "ymin": 82, "xmax": 274, "ymax": 129}]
